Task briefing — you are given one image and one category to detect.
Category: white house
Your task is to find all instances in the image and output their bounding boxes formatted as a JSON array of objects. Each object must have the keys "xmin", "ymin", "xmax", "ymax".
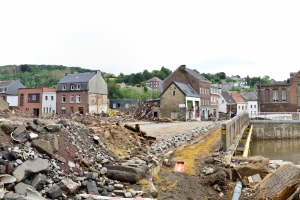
[
  {"xmin": 42, "ymin": 90, "xmax": 56, "ymax": 116},
  {"xmin": 228, "ymin": 91, "xmax": 247, "ymax": 115},
  {"xmin": 241, "ymin": 92, "xmax": 258, "ymax": 117}
]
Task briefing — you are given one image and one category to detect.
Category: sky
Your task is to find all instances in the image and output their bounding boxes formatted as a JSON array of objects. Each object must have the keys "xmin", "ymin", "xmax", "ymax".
[{"xmin": 1, "ymin": 1, "xmax": 300, "ymax": 81}]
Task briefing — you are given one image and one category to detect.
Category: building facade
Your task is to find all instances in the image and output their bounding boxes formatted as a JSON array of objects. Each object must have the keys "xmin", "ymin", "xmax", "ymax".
[
  {"xmin": 161, "ymin": 81, "xmax": 200, "ymax": 121},
  {"xmin": 146, "ymin": 77, "xmax": 163, "ymax": 91},
  {"xmin": 56, "ymin": 71, "xmax": 108, "ymax": 116},
  {"xmin": 163, "ymin": 65, "xmax": 211, "ymax": 119},
  {"xmin": 241, "ymin": 91, "xmax": 258, "ymax": 117},
  {"xmin": 258, "ymin": 72, "xmax": 300, "ymax": 112},
  {"xmin": 210, "ymin": 84, "xmax": 220, "ymax": 119},
  {"xmin": 42, "ymin": 89, "xmax": 57, "ymax": 116},
  {"xmin": 18, "ymin": 88, "xmax": 55, "ymax": 117},
  {"xmin": 228, "ymin": 91, "xmax": 247, "ymax": 115},
  {"xmin": 0, "ymin": 80, "xmax": 26, "ymax": 108}
]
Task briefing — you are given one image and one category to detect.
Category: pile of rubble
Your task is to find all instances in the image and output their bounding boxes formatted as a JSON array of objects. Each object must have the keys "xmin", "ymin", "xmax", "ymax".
[
  {"xmin": 197, "ymin": 149, "xmax": 300, "ymax": 199},
  {"xmin": 0, "ymin": 117, "xmax": 160, "ymax": 199}
]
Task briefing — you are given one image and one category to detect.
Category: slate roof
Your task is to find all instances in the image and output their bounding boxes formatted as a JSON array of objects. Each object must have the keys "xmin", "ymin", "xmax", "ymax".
[
  {"xmin": 241, "ymin": 92, "xmax": 258, "ymax": 101},
  {"xmin": 221, "ymin": 91, "xmax": 236, "ymax": 104},
  {"xmin": 185, "ymin": 68, "xmax": 211, "ymax": 83},
  {"xmin": 173, "ymin": 81, "xmax": 200, "ymax": 98},
  {"xmin": 58, "ymin": 72, "xmax": 96, "ymax": 84},
  {"xmin": 0, "ymin": 81, "xmax": 14, "ymax": 88},
  {"xmin": 228, "ymin": 91, "xmax": 246, "ymax": 103},
  {"xmin": 146, "ymin": 77, "xmax": 162, "ymax": 82}
]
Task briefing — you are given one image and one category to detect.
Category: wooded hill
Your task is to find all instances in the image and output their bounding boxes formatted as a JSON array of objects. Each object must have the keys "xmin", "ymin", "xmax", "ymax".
[{"xmin": 0, "ymin": 65, "xmax": 96, "ymax": 88}]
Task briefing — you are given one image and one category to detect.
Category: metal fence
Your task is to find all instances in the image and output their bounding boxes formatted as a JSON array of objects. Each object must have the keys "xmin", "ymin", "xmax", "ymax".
[{"xmin": 251, "ymin": 112, "xmax": 300, "ymax": 120}]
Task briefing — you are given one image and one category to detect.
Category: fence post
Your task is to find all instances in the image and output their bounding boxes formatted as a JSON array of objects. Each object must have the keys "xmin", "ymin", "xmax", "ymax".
[{"xmin": 221, "ymin": 123, "xmax": 227, "ymax": 151}]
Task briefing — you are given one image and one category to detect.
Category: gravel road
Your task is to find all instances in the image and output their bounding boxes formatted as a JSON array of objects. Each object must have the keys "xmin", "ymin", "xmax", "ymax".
[{"xmin": 127, "ymin": 121, "xmax": 215, "ymax": 140}]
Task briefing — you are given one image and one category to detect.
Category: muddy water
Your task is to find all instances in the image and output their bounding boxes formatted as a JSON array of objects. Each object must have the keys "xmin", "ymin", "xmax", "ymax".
[{"xmin": 250, "ymin": 139, "xmax": 300, "ymax": 164}]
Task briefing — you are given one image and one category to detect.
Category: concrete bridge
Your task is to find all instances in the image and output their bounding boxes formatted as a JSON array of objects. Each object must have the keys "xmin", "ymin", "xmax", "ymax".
[{"xmin": 221, "ymin": 112, "xmax": 300, "ymax": 156}]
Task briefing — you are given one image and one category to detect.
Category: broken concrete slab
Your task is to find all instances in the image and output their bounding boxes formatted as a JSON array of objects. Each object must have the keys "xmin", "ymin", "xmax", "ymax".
[
  {"xmin": 46, "ymin": 184, "xmax": 62, "ymax": 199},
  {"xmin": 46, "ymin": 133, "xmax": 59, "ymax": 152},
  {"xmin": 12, "ymin": 126, "xmax": 26, "ymax": 138},
  {"xmin": 61, "ymin": 178, "xmax": 80, "ymax": 195},
  {"xmin": 31, "ymin": 173, "xmax": 47, "ymax": 191},
  {"xmin": 12, "ymin": 158, "xmax": 50, "ymax": 182},
  {"xmin": 106, "ymin": 165, "xmax": 145, "ymax": 182},
  {"xmin": 14, "ymin": 182, "xmax": 31, "ymax": 195},
  {"xmin": 32, "ymin": 139, "xmax": 53, "ymax": 156}
]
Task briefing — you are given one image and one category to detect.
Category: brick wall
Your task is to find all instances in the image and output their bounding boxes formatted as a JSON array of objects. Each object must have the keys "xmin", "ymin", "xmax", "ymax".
[
  {"xmin": 56, "ymin": 91, "xmax": 89, "ymax": 116},
  {"xmin": 161, "ymin": 83, "xmax": 186, "ymax": 121}
]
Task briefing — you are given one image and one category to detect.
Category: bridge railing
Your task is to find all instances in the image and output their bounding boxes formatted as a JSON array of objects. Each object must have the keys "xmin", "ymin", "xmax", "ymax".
[
  {"xmin": 221, "ymin": 113, "xmax": 250, "ymax": 154},
  {"xmin": 251, "ymin": 112, "xmax": 300, "ymax": 120}
]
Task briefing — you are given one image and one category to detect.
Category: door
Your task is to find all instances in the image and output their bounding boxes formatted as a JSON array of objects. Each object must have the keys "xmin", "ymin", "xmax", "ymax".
[{"xmin": 33, "ymin": 108, "xmax": 39, "ymax": 117}]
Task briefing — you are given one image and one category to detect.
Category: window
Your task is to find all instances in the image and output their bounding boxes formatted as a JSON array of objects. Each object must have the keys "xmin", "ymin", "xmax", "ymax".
[
  {"xmin": 70, "ymin": 95, "xmax": 74, "ymax": 103},
  {"xmin": 222, "ymin": 100, "xmax": 224, "ymax": 103},
  {"xmin": 62, "ymin": 95, "xmax": 66, "ymax": 103},
  {"xmin": 239, "ymin": 106, "xmax": 240, "ymax": 110},
  {"xmin": 71, "ymin": 85, "xmax": 74, "ymax": 90},
  {"xmin": 250, "ymin": 105, "xmax": 252, "ymax": 108},
  {"xmin": 282, "ymin": 89, "xmax": 286, "ymax": 102},
  {"xmin": 273, "ymin": 90, "xmax": 278, "ymax": 102},
  {"xmin": 28, "ymin": 94, "xmax": 40, "ymax": 103},
  {"xmin": 125, "ymin": 103, "xmax": 129, "ymax": 108},
  {"xmin": 113, "ymin": 103, "xmax": 116, "ymax": 108},
  {"xmin": 76, "ymin": 95, "xmax": 81, "ymax": 103},
  {"xmin": 242, "ymin": 106, "xmax": 244, "ymax": 110},
  {"xmin": 49, "ymin": 108, "xmax": 52, "ymax": 113},
  {"xmin": 20, "ymin": 94, "xmax": 24, "ymax": 106},
  {"xmin": 46, "ymin": 107, "xmax": 48, "ymax": 113},
  {"xmin": 51, "ymin": 96, "xmax": 54, "ymax": 100},
  {"xmin": 62, "ymin": 85, "xmax": 66, "ymax": 90},
  {"xmin": 45, "ymin": 96, "xmax": 48, "ymax": 100},
  {"xmin": 43, "ymin": 107, "xmax": 45, "ymax": 113},
  {"xmin": 172, "ymin": 91, "xmax": 175, "ymax": 96},
  {"xmin": 254, "ymin": 105, "xmax": 256, "ymax": 108}
]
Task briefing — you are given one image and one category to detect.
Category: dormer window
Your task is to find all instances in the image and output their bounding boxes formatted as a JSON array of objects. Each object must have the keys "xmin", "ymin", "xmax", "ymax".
[
  {"xmin": 76, "ymin": 84, "xmax": 81, "ymax": 90},
  {"xmin": 71, "ymin": 85, "xmax": 74, "ymax": 90},
  {"xmin": 62, "ymin": 85, "xmax": 66, "ymax": 90}
]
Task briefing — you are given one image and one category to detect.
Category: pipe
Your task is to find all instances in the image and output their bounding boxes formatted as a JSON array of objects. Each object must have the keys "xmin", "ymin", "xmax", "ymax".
[
  {"xmin": 242, "ymin": 125, "xmax": 253, "ymax": 157},
  {"xmin": 232, "ymin": 181, "xmax": 242, "ymax": 200}
]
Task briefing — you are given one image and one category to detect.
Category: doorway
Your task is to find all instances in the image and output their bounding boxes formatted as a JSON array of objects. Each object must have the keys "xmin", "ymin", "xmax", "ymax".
[
  {"xmin": 33, "ymin": 108, "xmax": 39, "ymax": 117},
  {"xmin": 78, "ymin": 107, "xmax": 84, "ymax": 114}
]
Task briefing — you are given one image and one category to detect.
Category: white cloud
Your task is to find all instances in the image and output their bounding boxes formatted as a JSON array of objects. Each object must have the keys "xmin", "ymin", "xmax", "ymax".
[{"xmin": 1, "ymin": 0, "xmax": 300, "ymax": 81}]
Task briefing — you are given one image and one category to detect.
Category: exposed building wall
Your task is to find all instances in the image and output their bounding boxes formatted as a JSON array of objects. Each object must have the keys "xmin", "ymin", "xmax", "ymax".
[
  {"xmin": 88, "ymin": 94, "xmax": 108, "ymax": 113},
  {"xmin": 109, "ymin": 99, "xmax": 140, "ymax": 110},
  {"xmin": 0, "ymin": 98, "xmax": 9, "ymax": 110},
  {"xmin": 161, "ymin": 83, "xmax": 186, "ymax": 121},
  {"xmin": 89, "ymin": 71, "xmax": 108, "ymax": 94},
  {"xmin": 251, "ymin": 121, "xmax": 300, "ymax": 139},
  {"xmin": 248, "ymin": 101, "xmax": 258, "ymax": 117}
]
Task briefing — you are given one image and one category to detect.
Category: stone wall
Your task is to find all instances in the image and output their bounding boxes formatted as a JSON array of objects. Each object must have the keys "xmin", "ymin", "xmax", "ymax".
[
  {"xmin": 250, "ymin": 120, "xmax": 300, "ymax": 139},
  {"xmin": 161, "ymin": 83, "xmax": 186, "ymax": 121}
]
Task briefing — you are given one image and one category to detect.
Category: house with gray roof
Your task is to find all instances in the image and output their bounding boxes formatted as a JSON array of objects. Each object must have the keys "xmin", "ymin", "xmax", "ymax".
[
  {"xmin": 0, "ymin": 80, "xmax": 26, "ymax": 108},
  {"xmin": 219, "ymin": 91, "xmax": 237, "ymax": 115},
  {"xmin": 241, "ymin": 91, "xmax": 258, "ymax": 117},
  {"xmin": 161, "ymin": 81, "xmax": 201, "ymax": 121},
  {"xmin": 56, "ymin": 71, "xmax": 108, "ymax": 116},
  {"xmin": 163, "ymin": 65, "xmax": 211, "ymax": 119}
]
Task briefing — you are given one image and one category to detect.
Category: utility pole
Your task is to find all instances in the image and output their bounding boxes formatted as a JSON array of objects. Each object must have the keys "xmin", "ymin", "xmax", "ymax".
[{"xmin": 258, "ymin": 76, "xmax": 261, "ymax": 113}]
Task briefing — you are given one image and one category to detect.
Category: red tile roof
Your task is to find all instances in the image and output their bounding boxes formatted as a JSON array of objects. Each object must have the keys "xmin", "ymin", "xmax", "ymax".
[{"xmin": 228, "ymin": 91, "xmax": 246, "ymax": 103}]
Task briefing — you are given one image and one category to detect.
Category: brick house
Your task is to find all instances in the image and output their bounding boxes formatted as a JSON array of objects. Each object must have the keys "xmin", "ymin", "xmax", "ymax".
[
  {"xmin": 161, "ymin": 81, "xmax": 200, "ymax": 121},
  {"xmin": 210, "ymin": 84, "xmax": 220, "ymax": 119},
  {"xmin": 258, "ymin": 72, "xmax": 300, "ymax": 112},
  {"xmin": 228, "ymin": 91, "xmax": 247, "ymax": 115},
  {"xmin": 18, "ymin": 87, "xmax": 56, "ymax": 117},
  {"xmin": 163, "ymin": 65, "xmax": 211, "ymax": 119},
  {"xmin": 56, "ymin": 71, "xmax": 108, "ymax": 116},
  {"xmin": 146, "ymin": 77, "xmax": 163, "ymax": 91},
  {"xmin": 0, "ymin": 80, "xmax": 26, "ymax": 108}
]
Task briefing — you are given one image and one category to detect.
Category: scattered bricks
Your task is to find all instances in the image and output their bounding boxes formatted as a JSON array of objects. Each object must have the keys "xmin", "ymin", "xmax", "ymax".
[
  {"xmin": 6, "ymin": 162, "xmax": 14, "ymax": 174},
  {"xmin": 61, "ymin": 178, "xmax": 80, "ymax": 195},
  {"xmin": 46, "ymin": 184, "xmax": 62, "ymax": 199},
  {"xmin": 86, "ymin": 181, "xmax": 99, "ymax": 195},
  {"xmin": 31, "ymin": 173, "xmax": 47, "ymax": 191}
]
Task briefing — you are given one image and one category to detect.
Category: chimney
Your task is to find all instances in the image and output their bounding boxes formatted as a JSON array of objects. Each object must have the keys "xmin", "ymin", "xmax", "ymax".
[
  {"xmin": 290, "ymin": 72, "xmax": 296, "ymax": 78},
  {"xmin": 180, "ymin": 65, "xmax": 186, "ymax": 70}
]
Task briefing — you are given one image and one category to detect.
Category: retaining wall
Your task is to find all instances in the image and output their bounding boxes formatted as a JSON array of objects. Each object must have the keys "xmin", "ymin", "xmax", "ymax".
[{"xmin": 250, "ymin": 120, "xmax": 300, "ymax": 140}]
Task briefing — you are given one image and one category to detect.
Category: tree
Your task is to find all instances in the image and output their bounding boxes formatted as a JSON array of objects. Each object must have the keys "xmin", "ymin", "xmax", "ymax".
[{"xmin": 229, "ymin": 86, "xmax": 240, "ymax": 91}]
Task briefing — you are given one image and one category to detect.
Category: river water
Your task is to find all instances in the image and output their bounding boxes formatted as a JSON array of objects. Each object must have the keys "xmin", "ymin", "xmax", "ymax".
[{"xmin": 250, "ymin": 139, "xmax": 300, "ymax": 164}]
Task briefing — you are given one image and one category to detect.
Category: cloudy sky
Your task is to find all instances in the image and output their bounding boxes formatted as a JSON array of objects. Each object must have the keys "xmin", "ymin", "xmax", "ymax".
[{"xmin": 1, "ymin": 1, "xmax": 300, "ymax": 81}]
